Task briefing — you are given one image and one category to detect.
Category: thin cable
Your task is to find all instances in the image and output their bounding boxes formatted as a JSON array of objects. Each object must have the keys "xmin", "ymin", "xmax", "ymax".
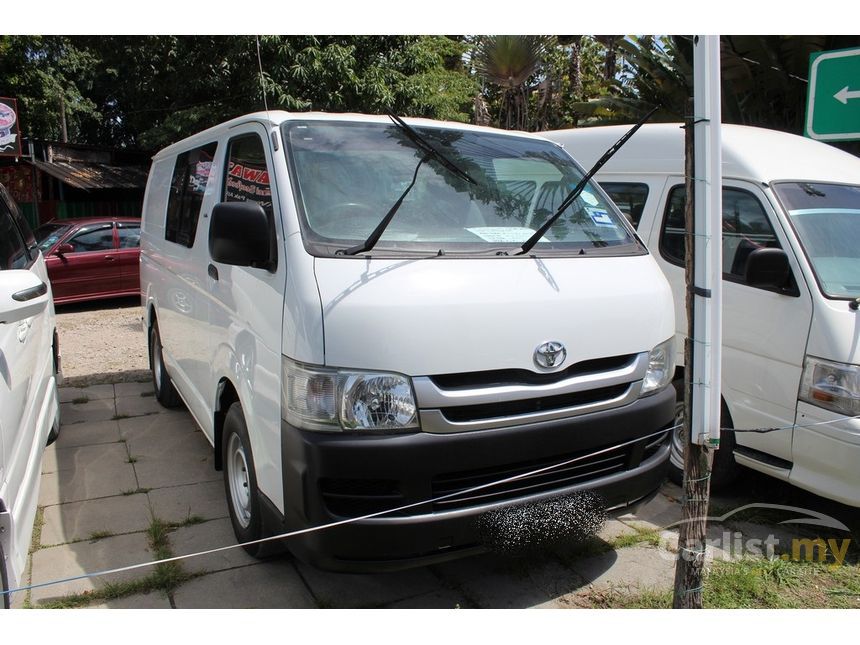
[{"xmin": 256, "ymin": 35, "xmax": 269, "ymax": 114}]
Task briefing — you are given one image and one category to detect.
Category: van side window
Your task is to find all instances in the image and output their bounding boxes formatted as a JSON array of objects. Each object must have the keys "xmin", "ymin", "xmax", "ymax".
[
  {"xmin": 660, "ymin": 185, "xmax": 782, "ymax": 285},
  {"xmin": 165, "ymin": 143, "xmax": 218, "ymax": 248},
  {"xmin": 599, "ymin": 182, "xmax": 649, "ymax": 228},
  {"xmin": 0, "ymin": 200, "xmax": 29, "ymax": 270},
  {"xmin": 224, "ymin": 135, "xmax": 273, "ymax": 218}
]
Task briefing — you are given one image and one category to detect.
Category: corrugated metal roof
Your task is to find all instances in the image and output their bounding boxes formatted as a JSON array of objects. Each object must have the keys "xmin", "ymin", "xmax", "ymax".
[{"xmin": 29, "ymin": 159, "xmax": 149, "ymax": 191}]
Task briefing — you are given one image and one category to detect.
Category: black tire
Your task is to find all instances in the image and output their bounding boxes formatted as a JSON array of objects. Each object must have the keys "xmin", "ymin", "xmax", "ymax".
[
  {"xmin": 1, "ymin": 541, "xmax": 10, "ymax": 609},
  {"xmin": 222, "ymin": 402, "xmax": 265, "ymax": 558},
  {"xmin": 668, "ymin": 379, "xmax": 742, "ymax": 490},
  {"xmin": 149, "ymin": 320, "xmax": 183, "ymax": 409},
  {"xmin": 46, "ymin": 339, "xmax": 61, "ymax": 446}
]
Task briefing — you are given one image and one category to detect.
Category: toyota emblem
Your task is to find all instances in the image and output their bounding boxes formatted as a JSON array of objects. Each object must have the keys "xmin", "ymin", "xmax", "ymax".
[{"xmin": 534, "ymin": 341, "xmax": 567, "ymax": 369}]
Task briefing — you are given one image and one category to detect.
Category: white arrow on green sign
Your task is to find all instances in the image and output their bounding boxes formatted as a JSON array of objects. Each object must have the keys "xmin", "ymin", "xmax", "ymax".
[{"xmin": 805, "ymin": 47, "xmax": 860, "ymax": 142}]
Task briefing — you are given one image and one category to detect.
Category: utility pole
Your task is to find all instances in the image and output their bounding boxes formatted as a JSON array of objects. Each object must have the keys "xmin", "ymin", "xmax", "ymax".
[
  {"xmin": 673, "ymin": 35, "xmax": 723, "ymax": 609},
  {"xmin": 59, "ymin": 94, "xmax": 68, "ymax": 143}
]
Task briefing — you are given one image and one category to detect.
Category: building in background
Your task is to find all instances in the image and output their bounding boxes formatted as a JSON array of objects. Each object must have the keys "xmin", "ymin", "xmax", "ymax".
[{"xmin": 0, "ymin": 139, "xmax": 150, "ymax": 228}]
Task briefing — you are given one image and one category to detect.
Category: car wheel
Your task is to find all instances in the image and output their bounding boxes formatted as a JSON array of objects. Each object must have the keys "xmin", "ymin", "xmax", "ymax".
[
  {"xmin": 223, "ymin": 402, "xmax": 264, "ymax": 558},
  {"xmin": 1, "ymin": 541, "xmax": 10, "ymax": 609},
  {"xmin": 668, "ymin": 379, "xmax": 742, "ymax": 490},
  {"xmin": 46, "ymin": 343, "xmax": 61, "ymax": 445},
  {"xmin": 149, "ymin": 321, "xmax": 182, "ymax": 408}
]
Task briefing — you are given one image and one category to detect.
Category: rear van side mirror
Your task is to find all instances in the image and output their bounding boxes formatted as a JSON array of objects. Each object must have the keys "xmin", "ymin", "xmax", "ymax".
[
  {"xmin": 0, "ymin": 270, "xmax": 49, "ymax": 324},
  {"xmin": 209, "ymin": 201, "xmax": 273, "ymax": 270},
  {"xmin": 745, "ymin": 248, "xmax": 791, "ymax": 291}
]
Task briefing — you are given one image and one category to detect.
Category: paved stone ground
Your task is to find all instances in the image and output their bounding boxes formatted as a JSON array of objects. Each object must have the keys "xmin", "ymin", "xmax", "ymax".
[{"xmin": 11, "ymin": 379, "xmax": 847, "ymax": 609}]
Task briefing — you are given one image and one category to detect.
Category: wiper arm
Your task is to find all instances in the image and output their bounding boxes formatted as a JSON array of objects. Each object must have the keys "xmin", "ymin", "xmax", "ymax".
[
  {"xmin": 387, "ymin": 113, "xmax": 477, "ymax": 186},
  {"xmin": 515, "ymin": 106, "xmax": 658, "ymax": 256},
  {"xmin": 338, "ymin": 156, "xmax": 427, "ymax": 256}
]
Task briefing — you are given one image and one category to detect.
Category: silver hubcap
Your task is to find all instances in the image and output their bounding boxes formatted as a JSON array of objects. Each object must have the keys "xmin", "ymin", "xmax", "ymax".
[
  {"xmin": 670, "ymin": 402, "xmax": 685, "ymax": 470},
  {"xmin": 227, "ymin": 433, "xmax": 252, "ymax": 529},
  {"xmin": 152, "ymin": 333, "xmax": 163, "ymax": 390}
]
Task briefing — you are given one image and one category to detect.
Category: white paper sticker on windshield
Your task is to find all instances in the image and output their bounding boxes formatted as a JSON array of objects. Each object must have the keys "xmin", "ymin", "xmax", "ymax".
[
  {"xmin": 581, "ymin": 190, "xmax": 599, "ymax": 206},
  {"xmin": 586, "ymin": 207, "xmax": 615, "ymax": 227},
  {"xmin": 466, "ymin": 227, "xmax": 547, "ymax": 243}
]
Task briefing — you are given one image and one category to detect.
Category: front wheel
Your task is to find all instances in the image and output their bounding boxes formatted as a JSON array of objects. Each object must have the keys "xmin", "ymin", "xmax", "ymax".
[
  {"xmin": 1, "ymin": 541, "xmax": 10, "ymax": 609},
  {"xmin": 222, "ymin": 402, "xmax": 264, "ymax": 558},
  {"xmin": 668, "ymin": 379, "xmax": 742, "ymax": 490}
]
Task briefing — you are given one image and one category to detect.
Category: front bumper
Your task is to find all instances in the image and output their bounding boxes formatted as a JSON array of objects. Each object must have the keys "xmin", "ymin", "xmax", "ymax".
[{"xmin": 275, "ymin": 385, "xmax": 675, "ymax": 571}]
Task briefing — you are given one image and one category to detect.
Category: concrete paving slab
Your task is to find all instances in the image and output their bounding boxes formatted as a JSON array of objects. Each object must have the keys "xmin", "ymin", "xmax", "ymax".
[
  {"xmin": 39, "ymin": 444, "xmax": 139, "ymax": 506},
  {"xmin": 619, "ymin": 491, "xmax": 682, "ymax": 531},
  {"xmin": 148, "ymin": 481, "xmax": 228, "ymax": 524},
  {"xmin": 30, "ymin": 532, "xmax": 153, "ymax": 605},
  {"xmin": 597, "ymin": 519, "xmax": 641, "ymax": 543},
  {"xmin": 53, "ymin": 419, "xmax": 121, "ymax": 451},
  {"xmin": 114, "ymin": 382, "xmax": 155, "ymax": 398},
  {"xmin": 60, "ymin": 398, "xmax": 116, "ymax": 425},
  {"xmin": 115, "ymin": 395, "xmax": 163, "ymax": 418},
  {"xmin": 40, "ymin": 494, "xmax": 152, "ymax": 546},
  {"xmin": 568, "ymin": 545, "xmax": 676, "ymax": 592},
  {"xmin": 170, "ymin": 518, "xmax": 257, "ymax": 574},
  {"xmin": 87, "ymin": 591, "xmax": 172, "ymax": 608},
  {"xmin": 296, "ymin": 560, "xmax": 441, "ymax": 609},
  {"xmin": 431, "ymin": 551, "xmax": 585, "ymax": 608},
  {"xmin": 58, "ymin": 384, "xmax": 115, "ymax": 403},
  {"xmin": 118, "ymin": 410, "xmax": 197, "ymax": 442},
  {"xmin": 128, "ymin": 429, "xmax": 218, "ymax": 489},
  {"xmin": 172, "ymin": 560, "xmax": 316, "ymax": 608},
  {"xmin": 384, "ymin": 589, "xmax": 470, "ymax": 609}
]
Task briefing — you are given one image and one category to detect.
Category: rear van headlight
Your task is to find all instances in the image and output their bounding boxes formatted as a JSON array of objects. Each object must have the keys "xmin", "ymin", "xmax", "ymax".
[
  {"xmin": 281, "ymin": 356, "xmax": 419, "ymax": 432},
  {"xmin": 800, "ymin": 356, "xmax": 860, "ymax": 417},
  {"xmin": 640, "ymin": 337, "xmax": 675, "ymax": 396}
]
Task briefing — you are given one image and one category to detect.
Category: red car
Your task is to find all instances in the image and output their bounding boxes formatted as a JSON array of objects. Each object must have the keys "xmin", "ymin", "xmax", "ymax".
[{"xmin": 35, "ymin": 217, "xmax": 141, "ymax": 305}]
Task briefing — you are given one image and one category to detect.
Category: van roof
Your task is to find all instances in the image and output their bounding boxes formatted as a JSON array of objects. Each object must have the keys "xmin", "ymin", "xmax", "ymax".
[
  {"xmin": 153, "ymin": 111, "xmax": 554, "ymax": 160},
  {"xmin": 543, "ymin": 123, "xmax": 860, "ymax": 185}
]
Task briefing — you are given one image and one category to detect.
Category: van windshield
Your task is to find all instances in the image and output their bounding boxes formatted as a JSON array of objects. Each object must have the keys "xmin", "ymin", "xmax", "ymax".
[
  {"xmin": 774, "ymin": 182, "xmax": 860, "ymax": 299},
  {"xmin": 282, "ymin": 120, "xmax": 639, "ymax": 257}
]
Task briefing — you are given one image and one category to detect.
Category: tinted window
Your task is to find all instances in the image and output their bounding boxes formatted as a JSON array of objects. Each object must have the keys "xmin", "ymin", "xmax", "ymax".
[
  {"xmin": 67, "ymin": 223, "xmax": 115, "ymax": 253},
  {"xmin": 165, "ymin": 143, "xmax": 218, "ymax": 247},
  {"xmin": 35, "ymin": 223, "xmax": 72, "ymax": 252},
  {"xmin": 660, "ymin": 185, "xmax": 781, "ymax": 284},
  {"xmin": 600, "ymin": 182, "xmax": 649, "ymax": 228},
  {"xmin": 224, "ymin": 135, "xmax": 273, "ymax": 218},
  {"xmin": 0, "ymin": 203, "xmax": 29, "ymax": 270},
  {"xmin": 117, "ymin": 222, "xmax": 141, "ymax": 249}
]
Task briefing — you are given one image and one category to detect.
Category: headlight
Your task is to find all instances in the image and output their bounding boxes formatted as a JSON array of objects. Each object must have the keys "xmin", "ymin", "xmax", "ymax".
[
  {"xmin": 641, "ymin": 337, "xmax": 675, "ymax": 396},
  {"xmin": 281, "ymin": 357, "xmax": 418, "ymax": 432},
  {"xmin": 800, "ymin": 356, "xmax": 860, "ymax": 417}
]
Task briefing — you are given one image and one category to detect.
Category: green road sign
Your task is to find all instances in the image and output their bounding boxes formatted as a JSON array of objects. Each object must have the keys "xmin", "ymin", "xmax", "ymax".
[{"xmin": 805, "ymin": 47, "xmax": 860, "ymax": 141}]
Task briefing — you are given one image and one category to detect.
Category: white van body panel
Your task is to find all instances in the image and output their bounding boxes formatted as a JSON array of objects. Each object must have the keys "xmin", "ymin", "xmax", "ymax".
[
  {"xmin": 314, "ymin": 255, "xmax": 674, "ymax": 375},
  {"xmin": 544, "ymin": 123, "xmax": 860, "ymax": 505}
]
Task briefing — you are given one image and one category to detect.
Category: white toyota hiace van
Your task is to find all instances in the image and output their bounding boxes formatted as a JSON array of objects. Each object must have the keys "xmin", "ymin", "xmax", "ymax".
[
  {"xmin": 544, "ymin": 123, "xmax": 860, "ymax": 507},
  {"xmin": 141, "ymin": 112, "xmax": 676, "ymax": 570}
]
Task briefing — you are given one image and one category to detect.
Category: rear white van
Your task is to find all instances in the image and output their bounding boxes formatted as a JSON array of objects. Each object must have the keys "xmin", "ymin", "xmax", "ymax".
[
  {"xmin": 141, "ymin": 112, "xmax": 676, "ymax": 570},
  {"xmin": 544, "ymin": 123, "xmax": 860, "ymax": 506}
]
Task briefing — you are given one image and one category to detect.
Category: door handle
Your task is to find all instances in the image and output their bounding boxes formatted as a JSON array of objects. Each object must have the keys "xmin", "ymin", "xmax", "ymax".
[
  {"xmin": 105, "ymin": 255, "xmax": 116, "ymax": 261},
  {"xmin": 208, "ymin": 264, "xmax": 219, "ymax": 281}
]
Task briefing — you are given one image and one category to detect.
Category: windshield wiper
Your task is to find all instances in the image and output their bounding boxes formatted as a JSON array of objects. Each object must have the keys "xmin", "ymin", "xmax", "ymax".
[
  {"xmin": 514, "ymin": 106, "xmax": 658, "ymax": 256},
  {"xmin": 387, "ymin": 113, "xmax": 477, "ymax": 186},
  {"xmin": 338, "ymin": 155, "xmax": 427, "ymax": 256}
]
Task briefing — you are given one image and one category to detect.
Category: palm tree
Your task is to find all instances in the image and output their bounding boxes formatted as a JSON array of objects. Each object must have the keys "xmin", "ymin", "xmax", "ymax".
[{"xmin": 472, "ymin": 35, "xmax": 551, "ymax": 130}]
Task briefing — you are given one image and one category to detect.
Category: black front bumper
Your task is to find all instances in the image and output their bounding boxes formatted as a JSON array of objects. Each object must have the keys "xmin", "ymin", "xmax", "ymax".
[{"xmin": 271, "ymin": 385, "xmax": 675, "ymax": 572}]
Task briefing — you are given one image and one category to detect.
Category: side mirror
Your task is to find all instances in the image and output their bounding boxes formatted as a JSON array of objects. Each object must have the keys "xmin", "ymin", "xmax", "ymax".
[
  {"xmin": 0, "ymin": 270, "xmax": 50, "ymax": 324},
  {"xmin": 55, "ymin": 243, "xmax": 74, "ymax": 257},
  {"xmin": 209, "ymin": 201, "xmax": 273, "ymax": 270},
  {"xmin": 745, "ymin": 248, "xmax": 791, "ymax": 290}
]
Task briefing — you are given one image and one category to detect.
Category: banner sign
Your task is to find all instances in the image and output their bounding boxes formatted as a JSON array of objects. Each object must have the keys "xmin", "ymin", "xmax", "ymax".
[
  {"xmin": 225, "ymin": 160, "xmax": 272, "ymax": 213},
  {"xmin": 0, "ymin": 98, "xmax": 22, "ymax": 157}
]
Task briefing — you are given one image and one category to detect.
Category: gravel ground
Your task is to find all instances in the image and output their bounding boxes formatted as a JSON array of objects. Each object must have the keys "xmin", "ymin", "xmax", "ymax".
[{"xmin": 55, "ymin": 296, "xmax": 151, "ymax": 387}]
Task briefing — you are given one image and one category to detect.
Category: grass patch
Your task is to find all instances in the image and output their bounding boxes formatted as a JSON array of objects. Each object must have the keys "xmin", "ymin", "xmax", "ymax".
[
  {"xmin": 33, "ymin": 516, "xmax": 194, "ymax": 608},
  {"xmin": 71, "ymin": 396, "xmax": 90, "ymax": 405},
  {"xmin": 112, "ymin": 414, "xmax": 132, "ymax": 420},
  {"xmin": 612, "ymin": 527, "xmax": 665, "ymax": 550},
  {"xmin": 121, "ymin": 488, "xmax": 151, "ymax": 496},
  {"xmin": 88, "ymin": 530, "xmax": 115, "ymax": 542},
  {"xmin": 126, "ymin": 456, "xmax": 138, "ymax": 464}
]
